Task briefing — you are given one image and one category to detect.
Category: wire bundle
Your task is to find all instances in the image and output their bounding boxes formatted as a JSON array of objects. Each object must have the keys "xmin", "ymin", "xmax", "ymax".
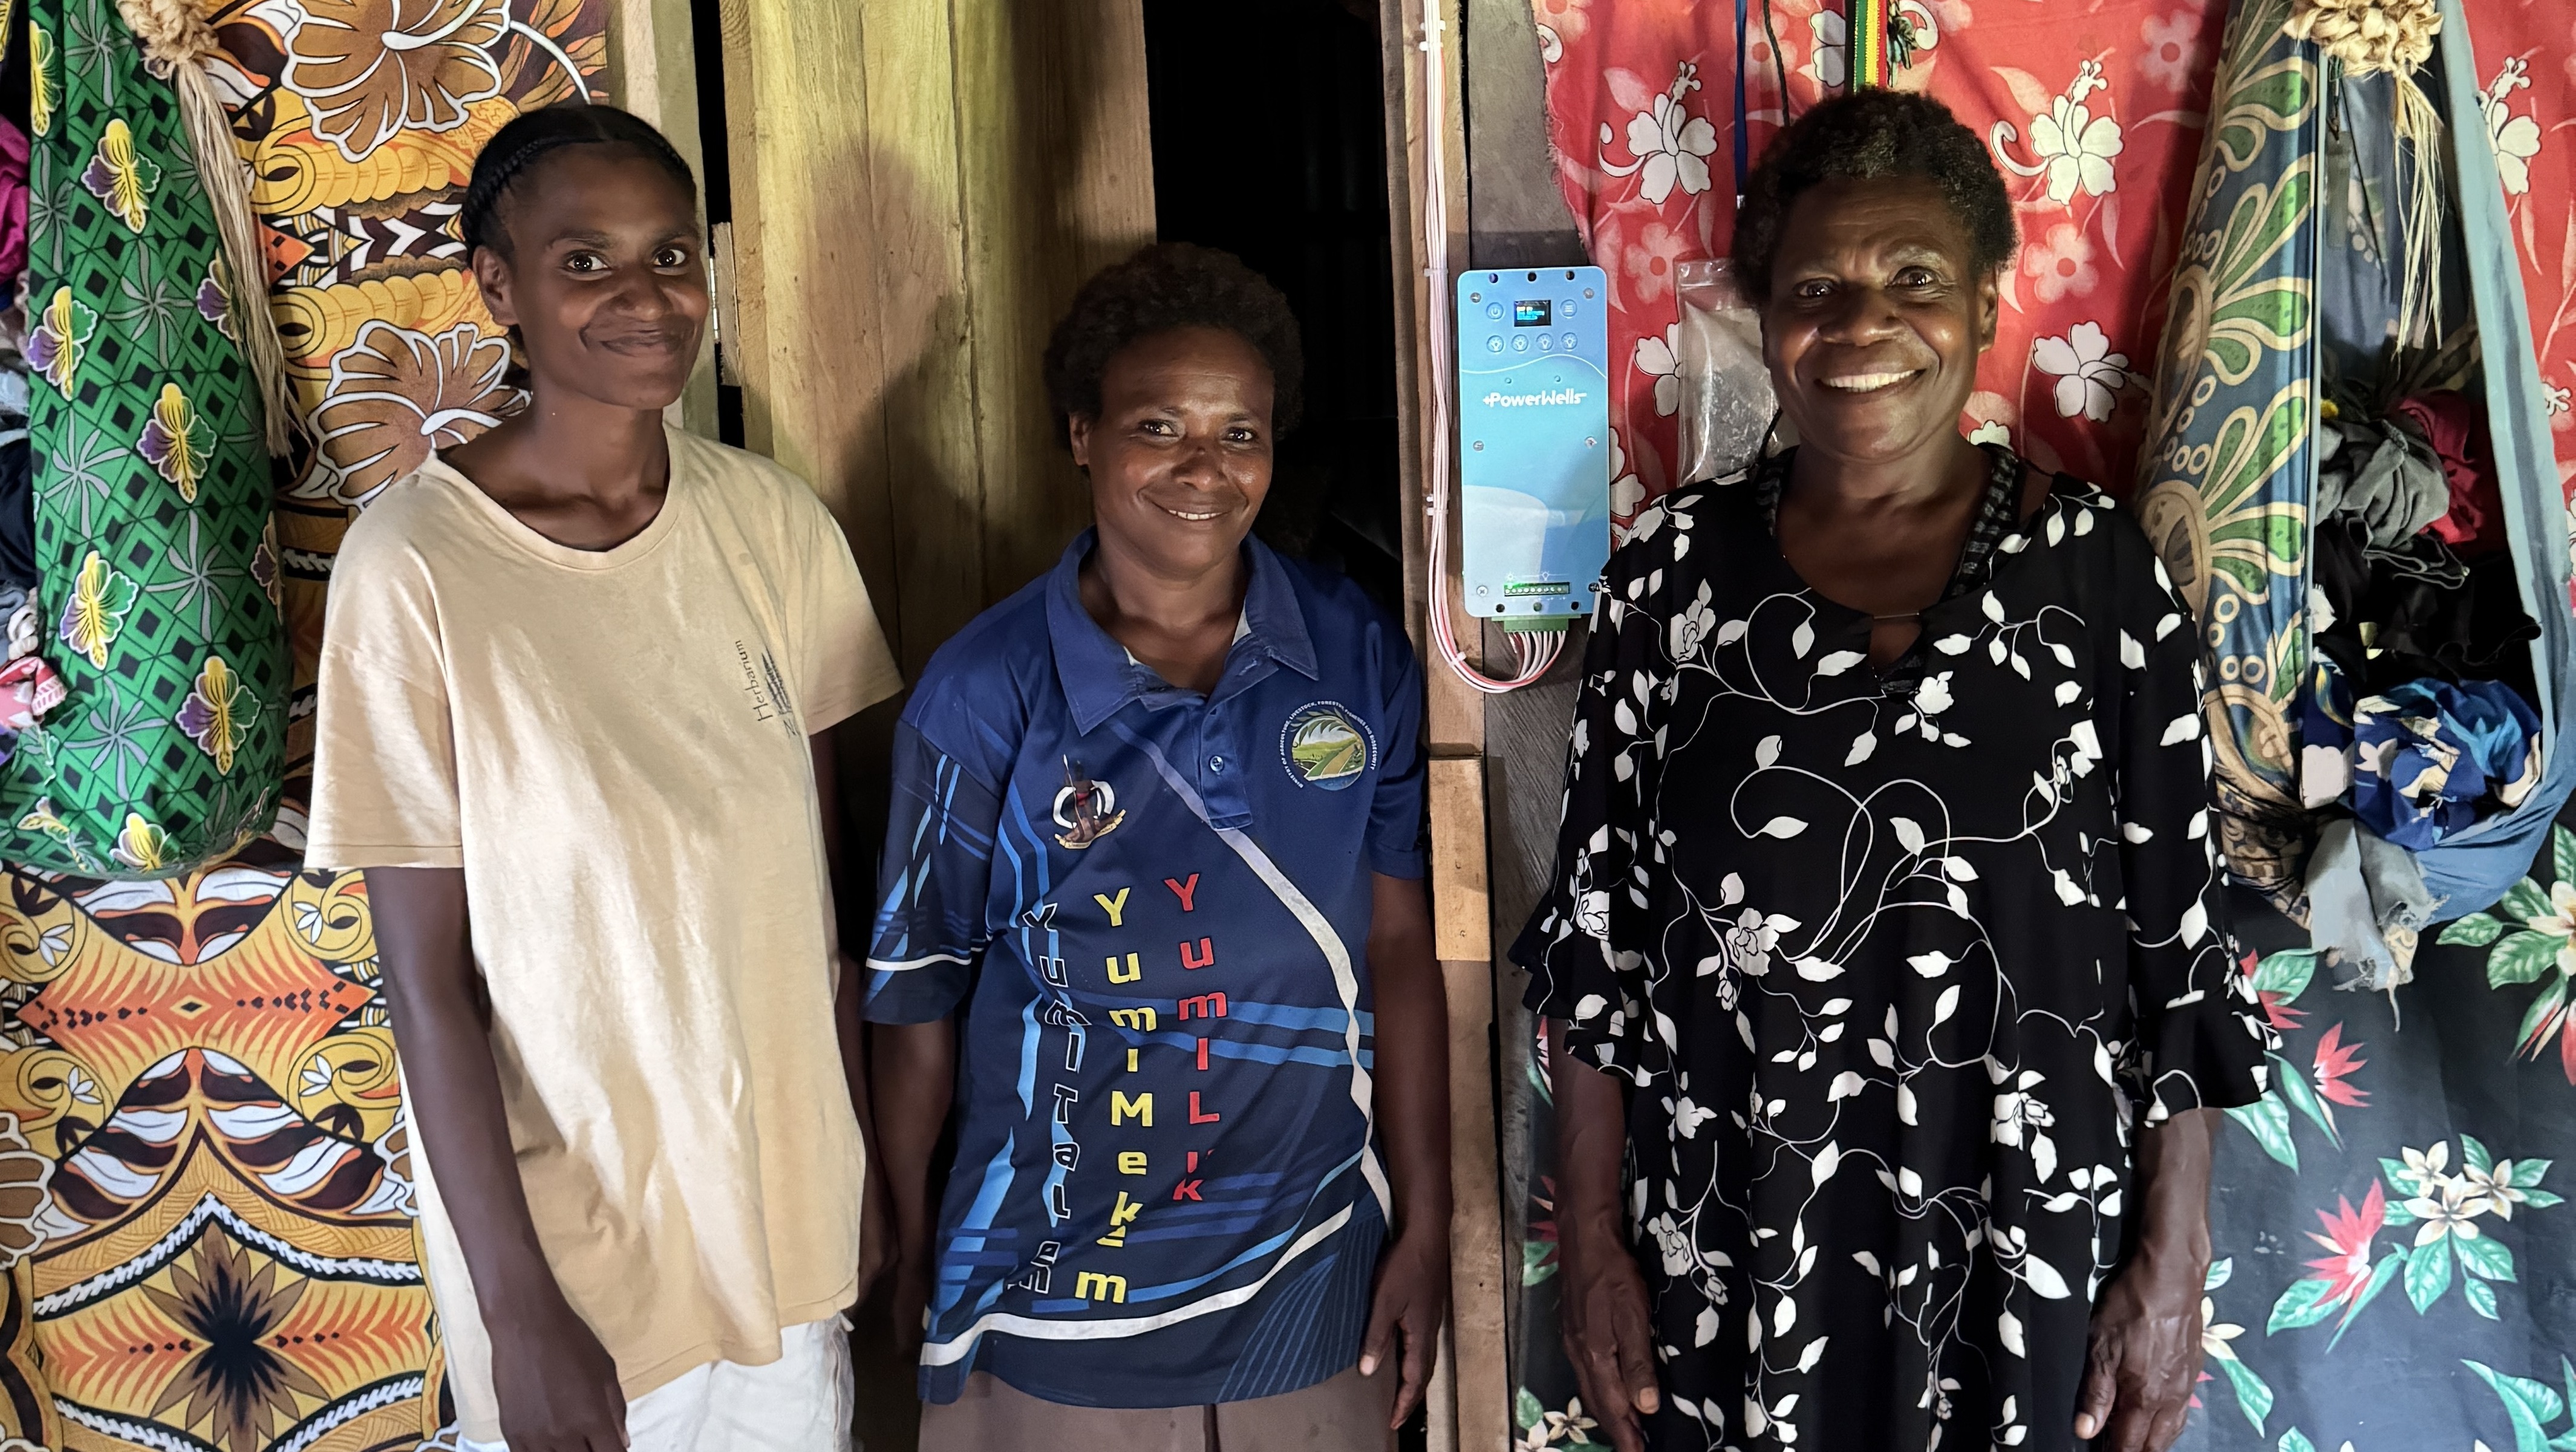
[{"xmin": 1419, "ymin": 14, "xmax": 1567, "ymax": 695}]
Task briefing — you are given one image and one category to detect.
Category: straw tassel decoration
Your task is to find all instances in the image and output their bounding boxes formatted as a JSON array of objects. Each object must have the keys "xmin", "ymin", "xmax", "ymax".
[
  {"xmin": 2285, "ymin": 0, "xmax": 2447, "ymax": 351},
  {"xmin": 110, "ymin": 0, "xmax": 298, "ymax": 455}
]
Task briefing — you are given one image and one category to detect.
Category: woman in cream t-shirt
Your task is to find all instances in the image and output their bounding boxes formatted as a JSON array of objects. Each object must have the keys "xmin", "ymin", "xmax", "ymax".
[{"xmin": 307, "ymin": 105, "xmax": 899, "ymax": 1452}]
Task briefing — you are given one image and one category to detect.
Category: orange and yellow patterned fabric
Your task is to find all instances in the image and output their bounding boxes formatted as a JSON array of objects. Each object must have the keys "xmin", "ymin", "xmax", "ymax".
[{"xmin": 0, "ymin": 1, "xmax": 605, "ymax": 1445}]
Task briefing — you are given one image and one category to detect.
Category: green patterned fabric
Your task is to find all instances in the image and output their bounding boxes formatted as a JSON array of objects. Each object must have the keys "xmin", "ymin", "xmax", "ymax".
[{"xmin": 10, "ymin": 0, "xmax": 285, "ymax": 877}]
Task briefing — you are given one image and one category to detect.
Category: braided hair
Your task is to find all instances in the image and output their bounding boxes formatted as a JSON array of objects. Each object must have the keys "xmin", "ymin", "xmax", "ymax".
[{"xmin": 460, "ymin": 103, "xmax": 697, "ymax": 260}]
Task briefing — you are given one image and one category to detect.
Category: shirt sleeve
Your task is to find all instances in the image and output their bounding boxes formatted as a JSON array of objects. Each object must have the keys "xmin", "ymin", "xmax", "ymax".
[
  {"xmin": 304, "ymin": 536, "xmax": 462, "ymax": 870},
  {"xmin": 863, "ymin": 713, "xmax": 1003, "ymax": 1024},
  {"xmin": 784, "ymin": 490, "xmax": 903, "ymax": 735},
  {"xmin": 1368, "ymin": 621, "xmax": 1427, "ymax": 880},
  {"xmin": 2111, "ymin": 553, "xmax": 2277, "ymax": 1122},
  {"xmin": 1511, "ymin": 539, "xmax": 1672, "ymax": 1087}
]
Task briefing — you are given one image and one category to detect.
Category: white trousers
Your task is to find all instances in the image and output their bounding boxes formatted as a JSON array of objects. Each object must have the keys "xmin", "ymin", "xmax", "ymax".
[{"xmin": 460, "ymin": 1317, "xmax": 853, "ymax": 1452}]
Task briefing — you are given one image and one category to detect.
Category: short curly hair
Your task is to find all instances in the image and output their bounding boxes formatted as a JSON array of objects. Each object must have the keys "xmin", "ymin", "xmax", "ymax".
[
  {"xmin": 1043, "ymin": 243, "xmax": 1305, "ymax": 448},
  {"xmin": 1730, "ymin": 90, "xmax": 2017, "ymax": 302}
]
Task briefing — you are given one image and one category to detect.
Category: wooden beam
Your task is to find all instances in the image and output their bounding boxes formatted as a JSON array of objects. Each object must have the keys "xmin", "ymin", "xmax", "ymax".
[
  {"xmin": 1387, "ymin": 0, "xmax": 1482, "ymax": 757},
  {"xmin": 605, "ymin": 0, "xmax": 717, "ymax": 437},
  {"xmin": 1431, "ymin": 755, "xmax": 1508, "ymax": 1452},
  {"xmin": 1386, "ymin": 2, "xmax": 1509, "ymax": 1448},
  {"xmin": 720, "ymin": 0, "xmax": 1150, "ymax": 674},
  {"xmin": 712, "ymin": 14, "xmax": 1150, "ymax": 1442},
  {"xmin": 860, "ymin": 1, "xmax": 985, "ymax": 677},
  {"xmin": 953, "ymin": 0, "xmax": 1157, "ymax": 613}
]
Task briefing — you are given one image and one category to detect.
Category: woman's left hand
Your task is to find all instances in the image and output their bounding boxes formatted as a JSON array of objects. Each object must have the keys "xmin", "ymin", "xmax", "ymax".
[
  {"xmin": 2073, "ymin": 1248, "xmax": 2206, "ymax": 1451},
  {"xmin": 1360, "ymin": 1228, "xmax": 1450, "ymax": 1428}
]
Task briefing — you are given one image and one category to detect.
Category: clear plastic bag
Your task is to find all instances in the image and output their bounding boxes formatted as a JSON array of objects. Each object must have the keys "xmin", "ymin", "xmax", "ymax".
[{"xmin": 1674, "ymin": 258, "xmax": 1777, "ymax": 485}]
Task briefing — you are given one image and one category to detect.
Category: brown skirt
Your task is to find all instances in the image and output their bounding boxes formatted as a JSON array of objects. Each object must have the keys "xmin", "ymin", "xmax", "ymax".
[{"xmin": 913, "ymin": 1364, "xmax": 1397, "ymax": 1452}]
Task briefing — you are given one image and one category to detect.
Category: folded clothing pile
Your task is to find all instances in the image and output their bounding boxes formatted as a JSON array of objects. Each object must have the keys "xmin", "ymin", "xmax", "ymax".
[{"xmin": 2297, "ymin": 391, "xmax": 2543, "ymax": 989}]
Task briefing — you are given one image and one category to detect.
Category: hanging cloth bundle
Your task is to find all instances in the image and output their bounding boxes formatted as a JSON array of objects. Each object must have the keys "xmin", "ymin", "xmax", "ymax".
[
  {"xmin": 2284, "ymin": 0, "xmax": 2447, "ymax": 356},
  {"xmin": 6, "ymin": 0, "xmax": 290, "ymax": 876},
  {"xmin": 109, "ymin": 0, "xmax": 295, "ymax": 455},
  {"xmin": 2136, "ymin": 0, "xmax": 2576, "ymax": 923}
]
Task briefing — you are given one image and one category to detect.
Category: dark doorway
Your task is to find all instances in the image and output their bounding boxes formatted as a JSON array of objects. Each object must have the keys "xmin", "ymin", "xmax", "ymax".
[{"xmin": 1144, "ymin": 0, "xmax": 1405, "ymax": 614}]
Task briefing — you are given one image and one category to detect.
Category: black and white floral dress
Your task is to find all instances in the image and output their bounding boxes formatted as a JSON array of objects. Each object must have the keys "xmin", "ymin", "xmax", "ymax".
[{"xmin": 1516, "ymin": 446, "xmax": 2274, "ymax": 1452}]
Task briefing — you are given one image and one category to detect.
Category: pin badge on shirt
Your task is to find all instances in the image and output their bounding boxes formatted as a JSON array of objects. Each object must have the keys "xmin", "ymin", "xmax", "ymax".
[
  {"xmin": 1279, "ymin": 703, "xmax": 1375, "ymax": 790},
  {"xmin": 1053, "ymin": 757, "xmax": 1126, "ymax": 848}
]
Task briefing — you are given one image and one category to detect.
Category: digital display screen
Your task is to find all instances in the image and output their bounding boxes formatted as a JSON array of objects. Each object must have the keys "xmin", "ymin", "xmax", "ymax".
[{"xmin": 1513, "ymin": 299, "xmax": 1552, "ymax": 327}]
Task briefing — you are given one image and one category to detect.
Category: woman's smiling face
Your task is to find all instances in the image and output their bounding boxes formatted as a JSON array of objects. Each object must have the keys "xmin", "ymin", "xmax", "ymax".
[
  {"xmin": 473, "ymin": 146, "xmax": 708, "ymax": 412},
  {"xmin": 1760, "ymin": 175, "xmax": 1999, "ymax": 469},
  {"xmin": 1070, "ymin": 325, "xmax": 1276, "ymax": 578}
]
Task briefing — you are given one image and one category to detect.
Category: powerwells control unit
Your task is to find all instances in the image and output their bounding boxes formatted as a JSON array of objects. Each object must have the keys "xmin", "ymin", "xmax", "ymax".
[{"xmin": 1455, "ymin": 265, "xmax": 1612, "ymax": 628}]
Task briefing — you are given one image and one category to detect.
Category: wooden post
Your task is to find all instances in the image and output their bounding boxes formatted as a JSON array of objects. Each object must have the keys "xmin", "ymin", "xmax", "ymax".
[
  {"xmin": 711, "ymin": 8, "xmax": 1152, "ymax": 1447},
  {"xmin": 1384, "ymin": 1, "xmax": 1512, "ymax": 1447},
  {"xmin": 604, "ymin": 0, "xmax": 718, "ymax": 437},
  {"xmin": 711, "ymin": 0, "xmax": 1151, "ymax": 671}
]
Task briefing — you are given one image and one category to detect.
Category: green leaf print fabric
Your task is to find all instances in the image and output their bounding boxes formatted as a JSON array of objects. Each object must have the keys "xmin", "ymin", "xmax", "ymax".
[{"xmin": 10, "ymin": 0, "xmax": 285, "ymax": 877}]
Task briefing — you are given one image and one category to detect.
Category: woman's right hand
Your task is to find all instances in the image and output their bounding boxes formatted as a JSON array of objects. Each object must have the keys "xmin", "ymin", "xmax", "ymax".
[
  {"xmin": 489, "ymin": 1290, "xmax": 629, "ymax": 1452},
  {"xmin": 1557, "ymin": 1213, "xmax": 1662, "ymax": 1452}
]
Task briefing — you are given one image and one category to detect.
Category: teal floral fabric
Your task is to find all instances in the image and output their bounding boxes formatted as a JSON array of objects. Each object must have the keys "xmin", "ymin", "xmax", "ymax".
[
  {"xmin": 2178, "ymin": 849, "xmax": 2576, "ymax": 1452},
  {"xmin": 2130, "ymin": 0, "xmax": 2320, "ymax": 905}
]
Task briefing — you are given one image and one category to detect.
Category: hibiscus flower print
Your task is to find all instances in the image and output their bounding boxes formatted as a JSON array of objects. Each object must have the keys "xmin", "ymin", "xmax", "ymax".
[
  {"xmin": 177, "ymin": 656, "xmax": 255, "ymax": 775},
  {"xmin": 138, "ymin": 383, "xmax": 213, "ymax": 503},
  {"xmin": 109, "ymin": 812, "xmax": 170, "ymax": 873},
  {"xmin": 1997, "ymin": 62, "xmax": 2124, "ymax": 205},
  {"xmin": 1635, "ymin": 324, "xmax": 1681, "ymax": 418},
  {"xmin": 1612, "ymin": 63, "xmax": 1718, "ymax": 205},
  {"xmin": 58, "ymin": 551, "xmax": 137, "ymax": 671},
  {"xmin": 282, "ymin": 0, "xmax": 511, "ymax": 163},
  {"xmin": 25, "ymin": 285, "xmax": 96, "ymax": 400},
  {"xmin": 1625, "ymin": 220, "xmax": 1691, "ymax": 306},
  {"xmin": 1532, "ymin": 0, "xmax": 1592, "ymax": 44},
  {"xmin": 2021, "ymin": 223, "xmax": 2098, "ymax": 305},
  {"xmin": 1608, "ymin": 427, "xmax": 1645, "ymax": 520},
  {"xmin": 2033, "ymin": 322, "xmax": 2132, "ymax": 422},
  {"xmin": 1807, "ymin": 10, "xmax": 1848, "ymax": 89},
  {"xmin": 197, "ymin": 256, "xmax": 236, "ymax": 342},
  {"xmin": 2138, "ymin": 10, "xmax": 2206, "ymax": 91},
  {"xmin": 2479, "ymin": 56, "xmax": 2542, "ymax": 197},
  {"xmin": 80, "ymin": 119, "xmax": 160, "ymax": 235}
]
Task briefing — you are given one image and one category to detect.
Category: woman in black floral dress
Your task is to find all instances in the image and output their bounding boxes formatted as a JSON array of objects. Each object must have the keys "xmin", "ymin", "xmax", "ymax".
[{"xmin": 1517, "ymin": 92, "xmax": 2275, "ymax": 1452}]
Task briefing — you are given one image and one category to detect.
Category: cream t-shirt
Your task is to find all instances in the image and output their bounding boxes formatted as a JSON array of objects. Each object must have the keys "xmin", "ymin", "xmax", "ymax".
[{"xmin": 306, "ymin": 427, "xmax": 902, "ymax": 1438}]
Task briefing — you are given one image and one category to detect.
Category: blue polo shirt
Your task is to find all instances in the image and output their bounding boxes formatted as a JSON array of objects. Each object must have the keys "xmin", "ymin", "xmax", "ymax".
[{"xmin": 864, "ymin": 530, "xmax": 1426, "ymax": 1408}]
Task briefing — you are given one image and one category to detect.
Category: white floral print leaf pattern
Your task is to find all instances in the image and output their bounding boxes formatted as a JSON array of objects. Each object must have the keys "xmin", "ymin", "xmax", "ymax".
[{"xmin": 1516, "ymin": 449, "xmax": 2272, "ymax": 1451}]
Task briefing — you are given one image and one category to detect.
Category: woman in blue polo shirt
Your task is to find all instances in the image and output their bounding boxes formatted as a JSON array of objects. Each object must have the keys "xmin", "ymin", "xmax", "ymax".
[{"xmin": 866, "ymin": 244, "xmax": 1450, "ymax": 1449}]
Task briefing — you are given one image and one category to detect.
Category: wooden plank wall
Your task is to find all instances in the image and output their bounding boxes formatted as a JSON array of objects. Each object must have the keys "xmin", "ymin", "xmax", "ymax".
[
  {"xmin": 1383, "ymin": 0, "xmax": 1526, "ymax": 1447},
  {"xmin": 1462, "ymin": 0, "xmax": 1591, "ymax": 1406},
  {"xmin": 708, "ymin": 6, "xmax": 1154, "ymax": 1447},
  {"xmin": 713, "ymin": 0, "xmax": 1155, "ymax": 679},
  {"xmin": 605, "ymin": 0, "xmax": 719, "ymax": 438},
  {"xmin": 1386, "ymin": 0, "xmax": 1591, "ymax": 1443}
]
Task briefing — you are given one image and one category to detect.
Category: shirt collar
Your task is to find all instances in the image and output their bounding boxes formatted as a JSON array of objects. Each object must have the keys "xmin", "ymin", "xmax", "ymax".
[{"xmin": 1046, "ymin": 529, "xmax": 1320, "ymax": 734}]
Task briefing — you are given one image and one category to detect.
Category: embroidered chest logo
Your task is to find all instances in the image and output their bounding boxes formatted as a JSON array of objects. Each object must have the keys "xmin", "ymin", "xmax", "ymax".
[
  {"xmin": 733, "ymin": 639, "xmax": 799, "ymax": 735},
  {"xmin": 1052, "ymin": 757, "xmax": 1126, "ymax": 849},
  {"xmin": 1279, "ymin": 702, "xmax": 1374, "ymax": 790}
]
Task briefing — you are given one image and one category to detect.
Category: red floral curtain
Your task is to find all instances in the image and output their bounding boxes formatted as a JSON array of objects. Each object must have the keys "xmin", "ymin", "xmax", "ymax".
[{"xmin": 1530, "ymin": 0, "xmax": 2228, "ymax": 513}]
